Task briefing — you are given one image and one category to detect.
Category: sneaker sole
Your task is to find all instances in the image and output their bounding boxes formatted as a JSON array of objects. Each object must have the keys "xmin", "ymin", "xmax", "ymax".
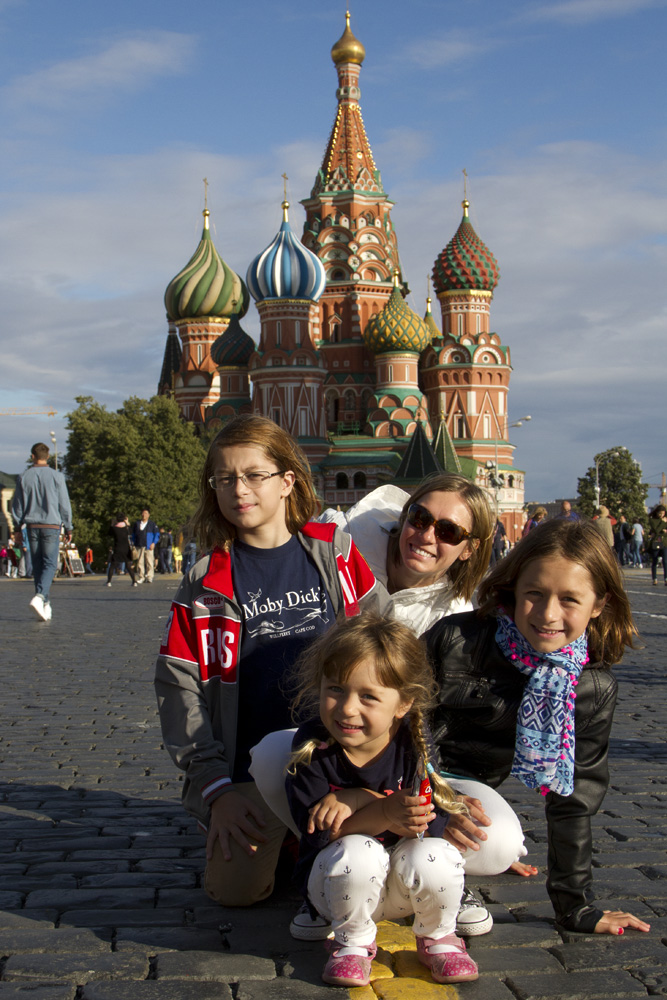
[
  {"xmin": 456, "ymin": 913, "xmax": 494, "ymax": 936},
  {"xmin": 290, "ymin": 921, "xmax": 334, "ymax": 941}
]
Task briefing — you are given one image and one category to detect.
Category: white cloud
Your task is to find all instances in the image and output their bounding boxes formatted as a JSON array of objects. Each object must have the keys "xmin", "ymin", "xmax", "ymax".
[
  {"xmin": 387, "ymin": 140, "xmax": 666, "ymax": 500},
  {"xmin": 1, "ymin": 31, "xmax": 196, "ymax": 115},
  {"xmin": 404, "ymin": 30, "xmax": 498, "ymax": 69},
  {"xmin": 525, "ymin": 0, "xmax": 666, "ymax": 24}
]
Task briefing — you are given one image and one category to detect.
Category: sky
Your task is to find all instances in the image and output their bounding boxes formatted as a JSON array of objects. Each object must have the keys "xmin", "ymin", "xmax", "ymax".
[{"xmin": 0, "ymin": 0, "xmax": 665, "ymax": 503}]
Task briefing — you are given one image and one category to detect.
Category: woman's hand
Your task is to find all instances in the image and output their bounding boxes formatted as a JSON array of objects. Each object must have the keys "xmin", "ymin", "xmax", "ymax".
[
  {"xmin": 509, "ymin": 860, "xmax": 539, "ymax": 877},
  {"xmin": 594, "ymin": 910, "xmax": 651, "ymax": 935},
  {"xmin": 441, "ymin": 794, "xmax": 491, "ymax": 853},
  {"xmin": 205, "ymin": 790, "xmax": 267, "ymax": 862},
  {"xmin": 381, "ymin": 790, "xmax": 436, "ymax": 838}
]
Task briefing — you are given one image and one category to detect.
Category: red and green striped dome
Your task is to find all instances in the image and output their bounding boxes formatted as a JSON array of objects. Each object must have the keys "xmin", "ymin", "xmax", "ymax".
[{"xmin": 432, "ymin": 200, "xmax": 499, "ymax": 293}]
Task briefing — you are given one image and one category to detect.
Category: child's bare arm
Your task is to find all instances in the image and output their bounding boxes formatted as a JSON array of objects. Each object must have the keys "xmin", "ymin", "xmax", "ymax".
[
  {"xmin": 335, "ymin": 790, "xmax": 436, "ymax": 839},
  {"xmin": 308, "ymin": 788, "xmax": 382, "ymax": 837}
]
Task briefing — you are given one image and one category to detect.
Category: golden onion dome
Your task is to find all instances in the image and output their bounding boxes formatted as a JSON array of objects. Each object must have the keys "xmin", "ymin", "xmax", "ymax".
[
  {"xmin": 331, "ymin": 11, "xmax": 366, "ymax": 66},
  {"xmin": 364, "ymin": 272, "xmax": 431, "ymax": 355}
]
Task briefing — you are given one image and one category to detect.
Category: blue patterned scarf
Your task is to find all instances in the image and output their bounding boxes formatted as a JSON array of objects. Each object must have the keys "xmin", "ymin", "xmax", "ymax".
[{"xmin": 495, "ymin": 613, "xmax": 589, "ymax": 797}]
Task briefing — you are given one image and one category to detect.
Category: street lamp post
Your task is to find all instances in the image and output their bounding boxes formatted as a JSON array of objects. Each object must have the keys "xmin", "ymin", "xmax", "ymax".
[
  {"xmin": 488, "ymin": 415, "xmax": 532, "ymax": 514},
  {"xmin": 49, "ymin": 431, "xmax": 58, "ymax": 471}
]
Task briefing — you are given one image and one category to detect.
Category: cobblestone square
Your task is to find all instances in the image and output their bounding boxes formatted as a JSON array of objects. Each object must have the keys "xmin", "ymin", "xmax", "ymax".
[{"xmin": 1, "ymin": 570, "xmax": 666, "ymax": 998}]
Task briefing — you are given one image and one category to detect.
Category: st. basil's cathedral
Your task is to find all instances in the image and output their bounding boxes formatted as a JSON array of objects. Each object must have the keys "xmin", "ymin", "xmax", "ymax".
[{"xmin": 157, "ymin": 13, "xmax": 526, "ymax": 540}]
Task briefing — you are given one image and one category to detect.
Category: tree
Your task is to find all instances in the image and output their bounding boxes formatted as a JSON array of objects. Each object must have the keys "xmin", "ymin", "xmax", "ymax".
[
  {"xmin": 577, "ymin": 446, "xmax": 648, "ymax": 524},
  {"xmin": 63, "ymin": 395, "xmax": 208, "ymax": 554}
]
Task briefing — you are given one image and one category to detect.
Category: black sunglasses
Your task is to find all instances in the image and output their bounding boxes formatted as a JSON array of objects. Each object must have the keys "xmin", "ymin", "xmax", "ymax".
[{"xmin": 406, "ymin": 503, "xmax": 474, "ymax": 546}]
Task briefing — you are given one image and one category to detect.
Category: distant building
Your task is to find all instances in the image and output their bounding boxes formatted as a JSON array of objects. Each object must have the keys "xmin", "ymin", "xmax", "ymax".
[{"xmin": 157, "ymin": 13, "xmax": 526, "ymax": 539}]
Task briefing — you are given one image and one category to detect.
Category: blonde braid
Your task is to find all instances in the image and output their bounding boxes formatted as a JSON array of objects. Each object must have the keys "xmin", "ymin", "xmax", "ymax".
[
  {"xmin": 285, "ymin": 736, "xmax": 335, "ymax": 776},
  {"xmin": 409, "ymin": 708, "xmax": 468, "ymax": 816}
]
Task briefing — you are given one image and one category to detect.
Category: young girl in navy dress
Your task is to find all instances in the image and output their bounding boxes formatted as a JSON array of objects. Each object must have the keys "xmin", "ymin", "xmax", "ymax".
[
  {"xmin": 427, "ymin": 518, "xmax": 651, "ymax": 936},
  {"xmin": 155, "ymin": 416, "xmax": 387, "ymax": 908},
  {"xmin": 286, "ymin": 612, "xmax": 478, "ymax": 988}
]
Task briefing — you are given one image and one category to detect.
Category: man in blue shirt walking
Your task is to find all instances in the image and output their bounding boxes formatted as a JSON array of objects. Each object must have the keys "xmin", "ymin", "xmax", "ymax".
[{"xmin": 12, "ymin": 442, "xmax": 73, "ymax": 621}]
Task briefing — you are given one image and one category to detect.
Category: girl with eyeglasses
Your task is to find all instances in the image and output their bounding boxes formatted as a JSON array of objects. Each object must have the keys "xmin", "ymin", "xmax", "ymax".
[{"xmin": 155, "ymin": 415, "xmax": 389, "ymax": 909}]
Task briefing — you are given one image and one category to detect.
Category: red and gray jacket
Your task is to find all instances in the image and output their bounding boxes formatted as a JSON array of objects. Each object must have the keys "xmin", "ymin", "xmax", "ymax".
[{"xmin": 154, "ymin": 522, "xmax": 390, "ymax": 827}]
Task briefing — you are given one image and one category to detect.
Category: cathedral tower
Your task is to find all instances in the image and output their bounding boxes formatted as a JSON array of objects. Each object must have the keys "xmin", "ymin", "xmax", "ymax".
[
  {"xmin": 246, "ymin": 200, "xmax": 329, "ymax": 465},
  {"xmin": 164, "ymin": 208, "xmax": 249, "ymax": 425},
  {"xmin": 301, "ymin": 12, "xmax": 402, "ymax": 438}
]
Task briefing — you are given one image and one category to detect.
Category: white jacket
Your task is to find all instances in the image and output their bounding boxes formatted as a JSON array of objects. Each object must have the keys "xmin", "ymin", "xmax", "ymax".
[{"xmin": 319, "ymin": 485, "xmax": 471, "ymax": 636}]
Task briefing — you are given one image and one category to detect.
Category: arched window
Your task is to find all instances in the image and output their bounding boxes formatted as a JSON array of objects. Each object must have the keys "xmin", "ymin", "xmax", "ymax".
[
  {"xmin": 336, "ymin": 473, "xmax": 349, "ymax": 489},
  {"xmin": 353, "ymin": 472, "xmax": 366, "ymax": 489},
  {"xmin": 344, "ymin": 390, "xmax": 355, "ymax": 411}
]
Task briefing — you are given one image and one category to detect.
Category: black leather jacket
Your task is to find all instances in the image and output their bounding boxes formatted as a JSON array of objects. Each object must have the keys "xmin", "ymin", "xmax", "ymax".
[{"xmin": 426, "ymin": 611, "xmax": 618, "ymax": 932}]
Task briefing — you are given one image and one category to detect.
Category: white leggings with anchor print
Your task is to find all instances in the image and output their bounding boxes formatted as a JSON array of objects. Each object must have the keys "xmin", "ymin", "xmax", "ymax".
[{"xmin": 308, "ymin": 834, "xmax": 464, "ymax": 948}]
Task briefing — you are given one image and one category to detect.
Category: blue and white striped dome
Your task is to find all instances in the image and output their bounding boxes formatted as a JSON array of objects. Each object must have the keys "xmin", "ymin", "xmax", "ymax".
[{"xmin": 246, "ymin": 201, "xmax": 326, "ymax": 302}]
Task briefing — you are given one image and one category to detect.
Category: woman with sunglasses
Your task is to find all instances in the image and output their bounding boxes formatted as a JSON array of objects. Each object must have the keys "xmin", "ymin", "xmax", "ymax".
[{"xmin": 316, "ymin": 474, "xmax": 494, "ymax": 636}]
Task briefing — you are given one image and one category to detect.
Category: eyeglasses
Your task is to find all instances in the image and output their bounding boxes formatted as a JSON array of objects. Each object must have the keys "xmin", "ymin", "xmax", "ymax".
[
  {"xmin": 406, "ymin": 503, "xmax": 474, "ymax": 545},
  {"xmin": 208, "ymin": 471, "xmax": 285, "ymax": 491}
]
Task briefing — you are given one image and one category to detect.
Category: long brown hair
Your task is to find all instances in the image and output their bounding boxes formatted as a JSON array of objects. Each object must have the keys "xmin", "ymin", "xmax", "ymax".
[
  {"xmin": 386, "ymin": 473, "xmax": 494, "ymax": 602},
  {"xmin": 288, "ymin": 611, "xmax": 467, "ymax": 816},
  {"xmin": 189, "ymin": 415, "xmax": 320, "ymax": 551},
  {"xmin": 477, "ymin": 518, "xmax": 636, "ymax": 664}
]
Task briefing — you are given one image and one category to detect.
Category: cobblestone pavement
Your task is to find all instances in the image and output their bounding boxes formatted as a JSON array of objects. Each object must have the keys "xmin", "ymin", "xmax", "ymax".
[{"xmin": 1, "ymin": 568, "xmax": 666, "ymax": 1000}]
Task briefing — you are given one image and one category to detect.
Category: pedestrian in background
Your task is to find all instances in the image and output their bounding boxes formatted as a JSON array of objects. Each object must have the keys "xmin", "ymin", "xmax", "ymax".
[
  {"xmin": 556, "ymin": 500, "xmax": 581, "ymax": 522},
  {"xmin": 131, "ymin": 507, "xmax": 159, "ymax": 584},
  {"xmin": 629, "ymin": 520, "xmax": 644, "ymax": 568},
  {"xmin": 84, "ymin": 546, "xmax": 95, "ymax": 575},
  {"xmin": 107, "ymin": 514, "xmax": 138, "ymax": 588},
  {"xmin": 647, "ymin": 505, "xmax": 667, "ymax": 586},
  {"xmin": 593, "ymin": 506, "xmax": 614, "ymax": 548},
  {"xmin": 614, "ymin": 515, "xmax": 631, "ymax": 566},
  {"xmin": 522, "ymin": 506, "xmax": 547, "ymax": 537},
  {"xmin": 181, "ymin": 537, "xmax": 197, "ymax": 576},
  {"xmin": 490, "ymin": 519, "xmax": 506, "ymax": 566},
  {"xmin": 11, "ymin": 442, "xmax": 73, "ymax": 621},
  {"xmin": 157, "ymin": 528, "xmax": 173, "ymax": 574}
]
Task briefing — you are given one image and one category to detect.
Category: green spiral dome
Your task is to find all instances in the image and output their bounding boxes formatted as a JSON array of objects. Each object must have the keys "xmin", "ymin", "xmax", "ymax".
[{"xmin": 164, "ymin": 210, "xmax": 249, "ymax": 322}]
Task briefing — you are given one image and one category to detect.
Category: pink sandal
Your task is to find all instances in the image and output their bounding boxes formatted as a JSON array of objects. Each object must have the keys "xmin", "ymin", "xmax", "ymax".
[
  {"xmin": 417, "ymin": 932, "xmax": 479, "ymax": 983},
  {"xmin": 321, "ymin": 940, "xmax": 377, "ymax": 987}
]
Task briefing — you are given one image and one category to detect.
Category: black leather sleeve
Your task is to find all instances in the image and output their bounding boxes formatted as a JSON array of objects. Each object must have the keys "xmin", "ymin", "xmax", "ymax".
[{"xmin": 545, "ymin": 668, "xmax": 617, "ymax": 931}]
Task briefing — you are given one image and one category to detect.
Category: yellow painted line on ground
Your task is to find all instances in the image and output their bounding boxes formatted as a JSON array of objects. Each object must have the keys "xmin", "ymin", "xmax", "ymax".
[{"xmin": 346, "ymin": 921, "xmax": 462, "ymax": 998}]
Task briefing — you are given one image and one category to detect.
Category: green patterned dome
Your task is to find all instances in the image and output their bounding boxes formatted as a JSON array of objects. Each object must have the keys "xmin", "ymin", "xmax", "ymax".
[
  {"xmin": 432, "ymin": 200, "xmax": 499, "ymax": 293},
  {"xmin": 165, "ymin": 210, "xmax": 249, "ymax": 322},
  {"xmin": 364, "ymin": 275, "xmax": 431, "ymax": 355},
  {"xmin": 211, "ymin": 314, "xmax": 255, "ymax": 367}
]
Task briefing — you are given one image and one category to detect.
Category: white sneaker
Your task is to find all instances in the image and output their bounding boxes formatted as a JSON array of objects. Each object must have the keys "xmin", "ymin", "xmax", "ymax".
[
  {"xmin": 41, "ymin": 600, "xmax": 52, "ymax": 621},
  {"xmin": 289, "ymin": 902, "xmax": 333, "ymax": 941},
  {"xmin": 455, "ymin": 887, "xmax": 493, "ymax": 936},
  {"xmin": 29, "ymin": 594, "xmax": 49, "ymax": 621}
]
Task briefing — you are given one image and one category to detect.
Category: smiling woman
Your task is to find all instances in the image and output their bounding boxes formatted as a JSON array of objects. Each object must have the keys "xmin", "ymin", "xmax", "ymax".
[{"xmin": 319, "ymin": 475, "xmax": 495, "ymax": 636}]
